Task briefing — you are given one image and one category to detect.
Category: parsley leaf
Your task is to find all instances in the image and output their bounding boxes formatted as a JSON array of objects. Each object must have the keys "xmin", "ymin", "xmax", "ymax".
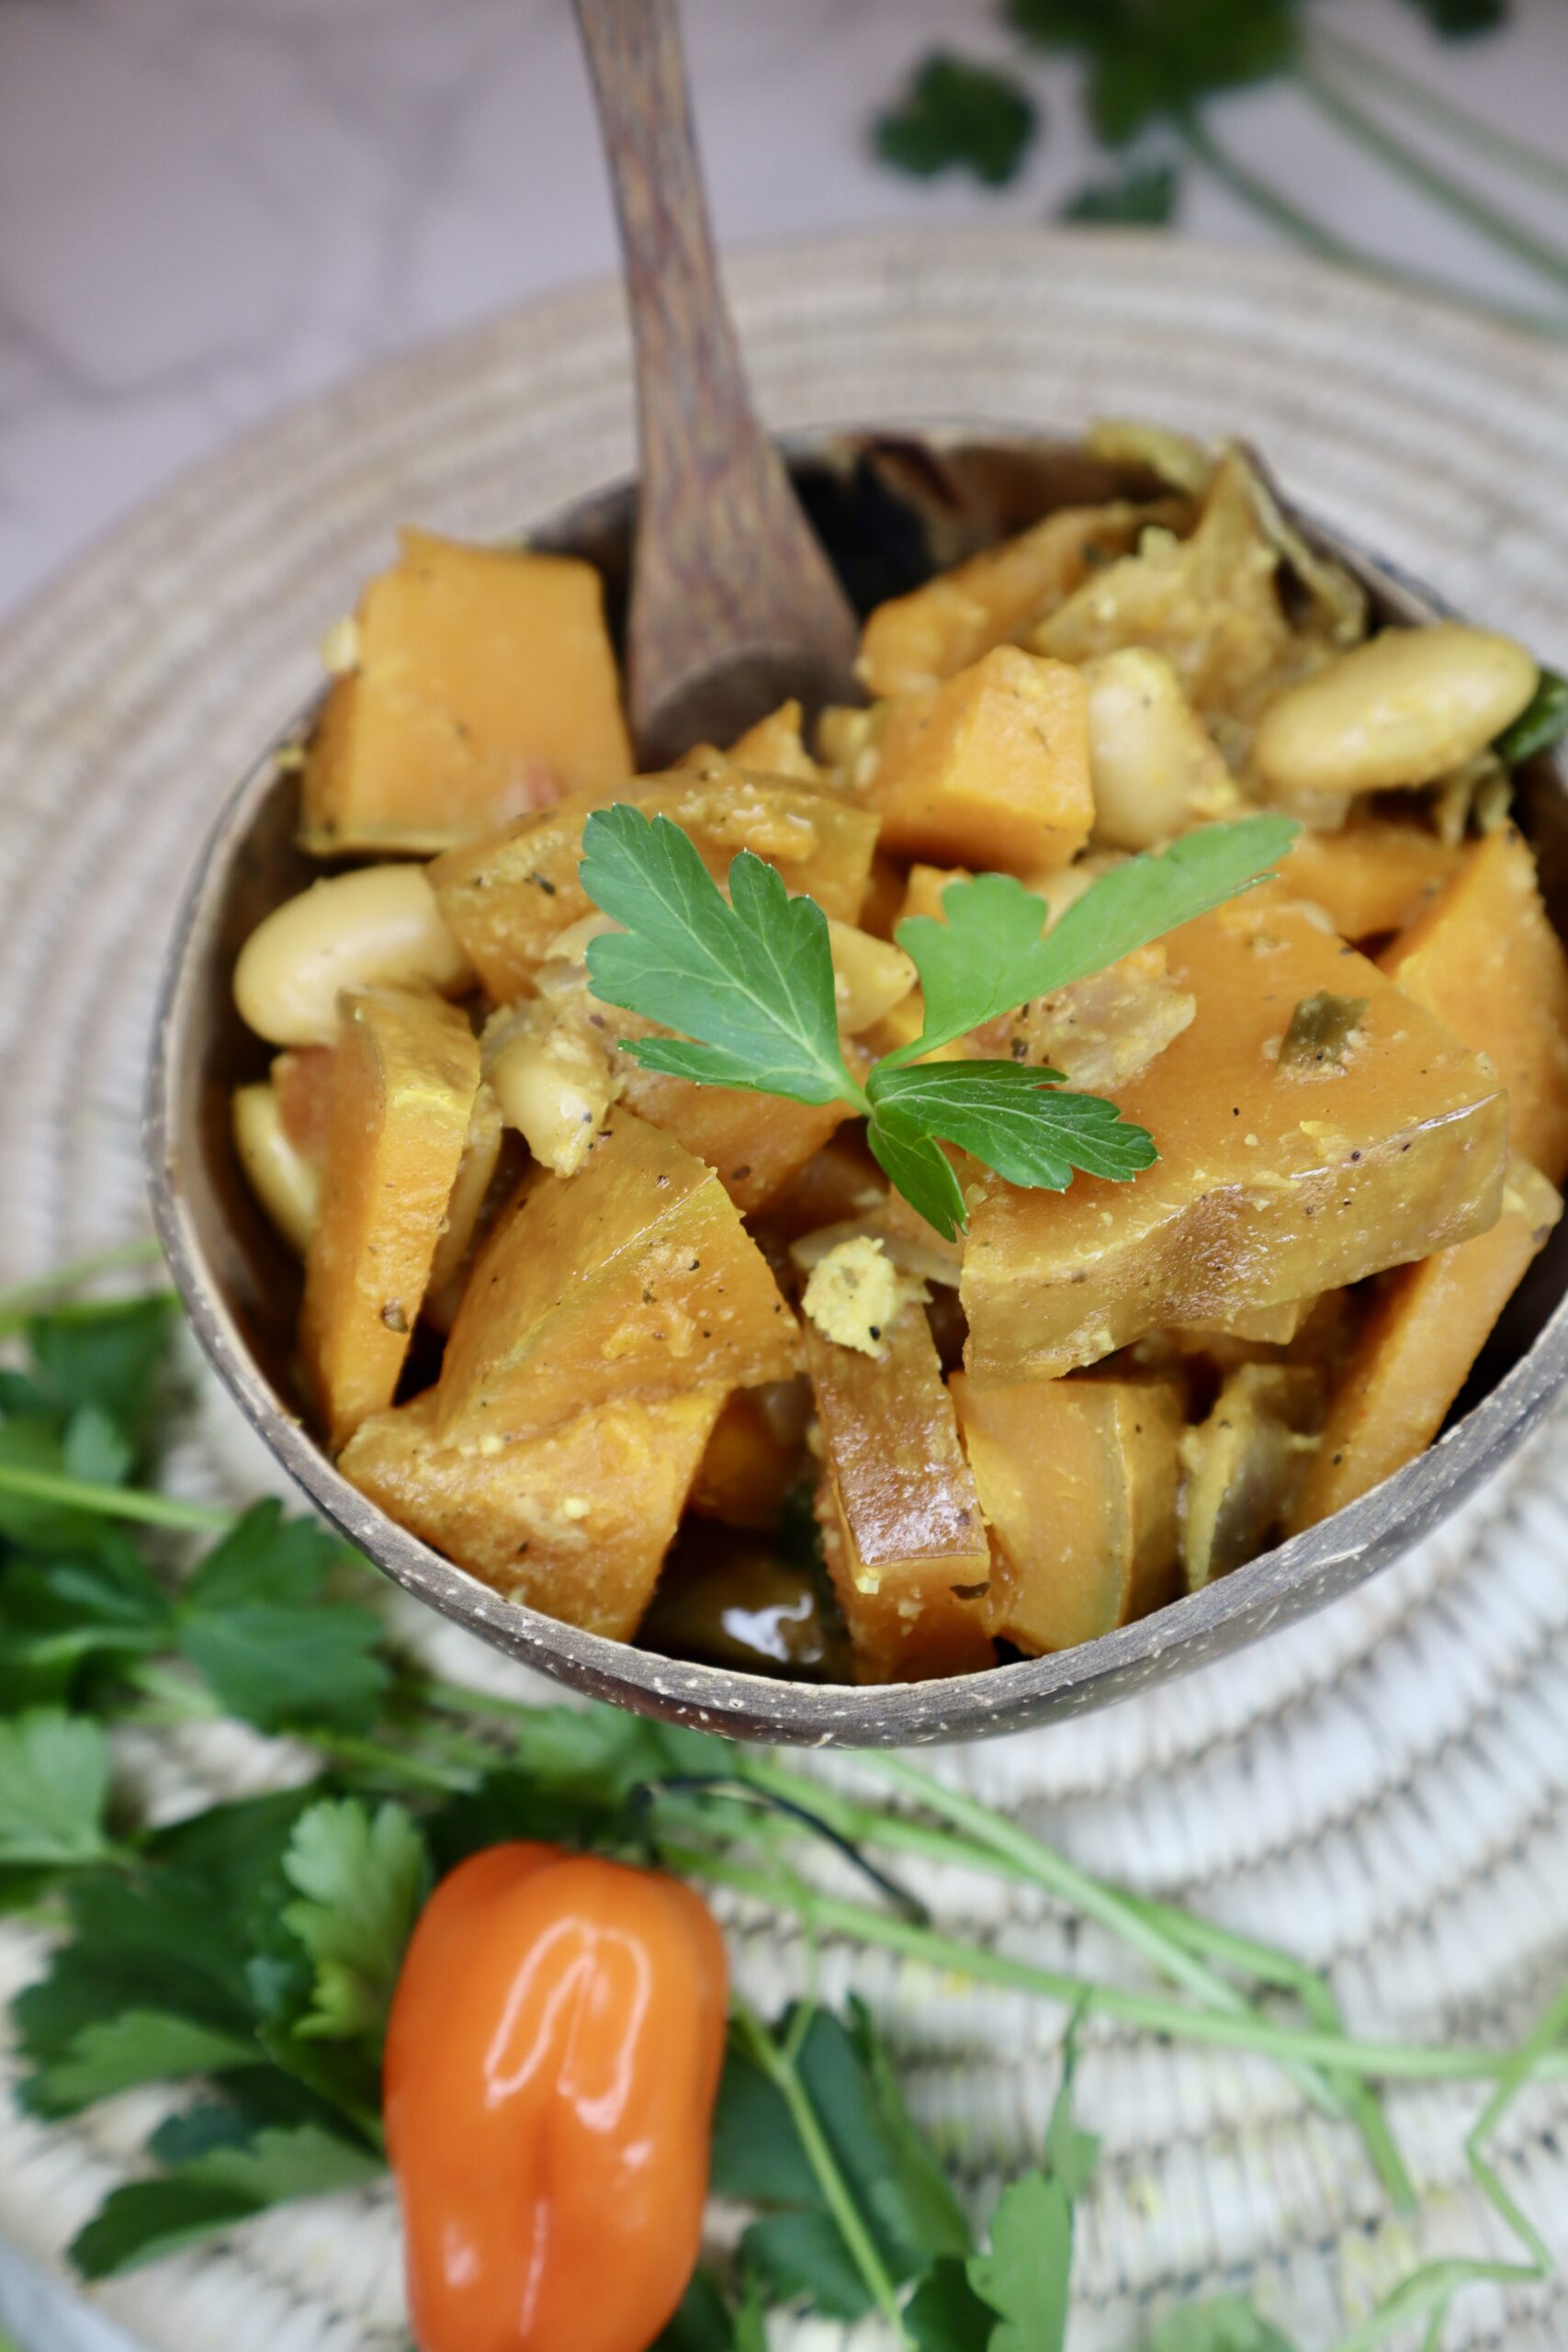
[
  {"xmin": 0, "ymin": 1532, "xmax": 169, "ymax": 1707},
  {"xmin": 1495, "ymin": 667, "xmax": 1568, "ymax": 765},
  {"xmin": 70, "ymin": 2121, "xmax": 381, "ymax": 2279},
  {"xmin": 1061, "ymin": 159, "xmax": 1179, "ymax": 223},
  {"xmin": 716, "ymin": 1999, "xmax": 970, "ymax": 2320},
  {"xmin": 182, "ymin": 1500, "xmax": 348, "ymax": 1611},
  {"xmin": 31, "ymin": 2011, "xmax": 262, "ymax": 2113},
  {"xmin": 1007, "ymin": 0, "xmax": 1302, "ymax": 145},
  {"xmin": 1401, "ymin": 0, "xmax": 1506, "ymax": 33},
  {"xmin": 277, "ymin": 1799, "xmax": 429, "ymax": 2046},
  {"xmin": 891, "ymin": 817, "xmax": 1295, "ymax": 1059},
  {"xmin": 870, "ymin": 1061, "xmax": 1157, "ymax": 1191},
  {"xmin": 580, "ymin": 805, "xmax": 1292, "ymax": 1234},
  {"xmin": 965, "ymin": 2036, "xmax": 1098, "ymax": 2352},
  {"xmin": 863, "ymin": 1119, "xmax": 969, "ymax": 1242},
  {"xmin": 0, "ymin": 1711, "xmax": 115, "ymax": 1870},
  {"xmin": 581, "ymin": 808, "xmax": 860, "ymax": 1107},
  {"xmin": 176, "ymin": 1602, "xmax": 387, "ymax": 1735},
  {"xmin": 874, "ymin": 52, "xmax": 1040, "ymax": 188},
  {"xmin": 14, "ymin": 1860, "xmax": 265, "ymax": 2117},
  {"xmin": 905, "ymin": 2256, "xmax": 996, "ymax": 2349},
  {"xmin": 24, "ymin": 1294, "xmax": 175, "ymax": 1451},
  {"xmin": 653, "ymin": 2271, "xmax": 739, "ymax": 2352}
]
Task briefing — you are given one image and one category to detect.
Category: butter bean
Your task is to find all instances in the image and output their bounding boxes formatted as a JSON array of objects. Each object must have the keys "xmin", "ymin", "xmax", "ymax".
[
  {"xmin": 1256, "ymin": 624, "xmax": 1537, "ymax": 798},
  {"xmin": 827, "ymin": 918, "xmax": 917, "ymax": 1035},
  {"xmin": 233, "ymin": 864, "xmax": 473, "ymax": 1046},
  {"xmin": 231, "ymin": 1082, "xmax": 319, "ymax": 1253},
  {"xmin": 1081, "ymin": 649, "xmax": 1236, "ymax": 850},
  {"xmin": 484, "ymin": 1006, "xmax": 617, "ymax": 1179}
]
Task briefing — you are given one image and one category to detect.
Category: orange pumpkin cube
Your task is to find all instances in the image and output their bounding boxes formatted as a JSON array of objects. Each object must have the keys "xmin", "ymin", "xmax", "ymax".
[
  {"xmin": 340, "ymin": 1385, "xmax": 725, "ymax": 1639},
  {"xmin": 962, "ymin": 896, "xmax": 1508, "ymax": 1384},
  {"xmin": 301, "ymin": 988, "xmax": 480, "ymax": 1449},
  {"xmin": 1380, "ymin": 823, "xmax": 1568, "ymax": 1184},
  {"xmin": 861, "ymin": 648, "xmax": 1092, "ymax": 876},
  {"xmin": 432, "ymin": 771, "xmax": 878, "ymax": 1002},
  {"xmin": 1286, "ymin": 1157, "xmax": 1561, "ymax": 1533},
  {"xmin": 806, "ymin": 1306, "xmax": 992, "ymax": 1683},
  {"xmin": 301, "ymin": 531, "xmax": 630, "ymax": 854},
  {"xmin": 857, "ymin": 501, "xmax": 1178, "ymax": 698},
  {"xmin": 952, "ymin": 1374, "xmax": 1182, "ymax": 1654},
  {"xmin": 1281, "ymin": 820, "xmax": 1459, "ymax": 942},
  {"xmin": 434, "ymin": 1113, "xmax": 800, "ymax": 1449}
]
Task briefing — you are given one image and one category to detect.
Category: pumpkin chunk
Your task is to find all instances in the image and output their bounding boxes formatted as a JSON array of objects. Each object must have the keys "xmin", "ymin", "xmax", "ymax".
[
  {"xmin": 806, "ymin": 1306, "xmax": 992, "ymax": 1684},
  {"xmin": 301, "ymin": 989, "xmax": 480, "ymax": 1450},
  {"xmin": 1282, "ymin": 820, "xmax": 1460, "ymax": 942},
  {"xmin": 727, "ymin": 698, "xmax": 821, "ymax": 780},
  {"xmin": 690, "ymin": 1381, "xmax": 811, "ymax": 1531},
  {"xmin": 423, "ymin": 1080, "xmax": 508, "ymax": 1332},
  {"xmin": 961, "ymin": 896, "xmax": 1508, "ymax": 1384},
  {"xmin": 435, "ymin": 1112, "xmax": 800, "ymax": 1448},
  {"xmin": 1285, "ymin": 1157, "xmax": 1561, "ymax": 1534},
  {"xmin": 431, "ymin": 771, "xmax": 878, "ymax": 1001},
  {"xmin": 1380, "ymin": 824, "xmax": 1568, "ymax": 1184},
  {"xmin": 300, "ymin": 531, "xmax": 630, "ymax": 854},
  {"xmin": 858, "ymin": 647, "xmax": 1093, "ymax": 876},
  {"xmin": 616, "ymin": 1064, "xmax": 847, "ymax": 1217},
  {"xmin": 340, "ymin": 1385, "xmax": 725, "ymax": 1640},
  {"xmin": 857, "ymin": 500, "xmax": 1180, "ymax": 698},
  {"xmin": 951, "ymin": 1374, "xmax": 1181, "ymax": 1654}
]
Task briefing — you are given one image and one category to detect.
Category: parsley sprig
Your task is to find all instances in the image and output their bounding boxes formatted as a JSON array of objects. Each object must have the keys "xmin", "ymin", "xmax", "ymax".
[
  {"xmin": 579, "ymin": 805, "xmax": 1296, "ymax": 1239},
  {"xmin": 3, "ymin": 1272, "xmax": 1567, "ymax": 2345}
]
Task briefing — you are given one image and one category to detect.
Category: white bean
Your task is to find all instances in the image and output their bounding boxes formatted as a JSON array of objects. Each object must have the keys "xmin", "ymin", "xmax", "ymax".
[
  {"xmin": 827, "ymin": 919, "xmax": 917, "ymax": 1035},
  {"xmin": 485, "ymin": 1008, "xmax": 617, "ymax": 1178},
  {"xmin": 231, "ymin": 1083, "xmax": 320, "ymax": 1253},
  {"xmin": 1255, "ymin": 623, "xmax": 1537, "ymax": 798},
  {"xmin": 1081, "ymin": 649, "xmax": 1235, "ymax": 850},
  {"xmin": 233, "ymin": 864, "xmax": 473, "ymax": 1046}
]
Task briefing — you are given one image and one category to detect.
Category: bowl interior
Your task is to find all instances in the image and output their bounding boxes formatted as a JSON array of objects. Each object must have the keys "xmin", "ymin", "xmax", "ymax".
[{"xmin": 147, "ymin": 426, "xmax": 1568, "ymax": 1745}]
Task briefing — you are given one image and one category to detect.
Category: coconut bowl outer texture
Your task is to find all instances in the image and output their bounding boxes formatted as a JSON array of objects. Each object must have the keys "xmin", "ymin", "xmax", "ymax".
[{"xmin": 145, "ymin": 422, "xmax": 1568, "ymax": 1748}]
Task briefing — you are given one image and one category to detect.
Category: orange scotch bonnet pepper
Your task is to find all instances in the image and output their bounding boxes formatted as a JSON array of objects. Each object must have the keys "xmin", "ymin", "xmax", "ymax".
[{"xmin": 384, "ymin": 1843, "xmax": 728, "ymax": 2352}]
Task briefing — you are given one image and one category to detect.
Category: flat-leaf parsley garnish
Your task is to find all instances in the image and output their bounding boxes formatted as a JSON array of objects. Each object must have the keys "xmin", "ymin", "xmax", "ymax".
[{"xmin": 578, "ymin": 805, "xmax": 1297, "ymax": 1240}]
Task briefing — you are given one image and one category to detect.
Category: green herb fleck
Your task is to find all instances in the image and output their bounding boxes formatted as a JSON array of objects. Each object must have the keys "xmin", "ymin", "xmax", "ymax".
[
  {"xmin": 1278, "ymin": 990, "xmax": 1367, "ymax": 1070},
  {"xmin": 1495, "ymin": 667, "xmax": 1568, "ymax": 766}
]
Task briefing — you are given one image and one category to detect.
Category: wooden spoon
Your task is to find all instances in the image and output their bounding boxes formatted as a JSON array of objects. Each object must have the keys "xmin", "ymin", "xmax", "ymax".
[{"xmin": 573, "ymin": 0, "xmax": 860, "ymax": 768}]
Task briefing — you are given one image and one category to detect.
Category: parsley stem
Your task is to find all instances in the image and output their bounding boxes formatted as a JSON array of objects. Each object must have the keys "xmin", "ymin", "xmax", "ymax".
[
  {"xmin": 812, "ymin": 1754, "xmax": 1414, "ymax": 2206},
  {"xmin": 1174, "ymin": 107, "xmax": 1363, "ymax": 261},
  {"xmin": 670, "ymin": 1843, "xmax": 1565, "ymax": 2088},
  {"xmin": 0, "ymin": 1464, "xmax": 231, "ymax": 1533},
  {"xmin": 0, "ymin": 1238, "xmax": 167, "ymax": 1334},
  {"xmin": 1295, "ymin": 62, "xmax": 1568, "ymax": 300},
  {"xmin": 1175, "ymin": 107, "xmax": 1568, "ymax": 344},
  {"xmin": 729, "ymin": 1995, "xmax": 914, "ymax": 2350},
  {"xmin": 1308, "ymin": 28, "xmax": 1568, "ymax": 204},
  {"xmin": 310, "ymin": 1729, "xmax": 479, "ymax": 1796}
]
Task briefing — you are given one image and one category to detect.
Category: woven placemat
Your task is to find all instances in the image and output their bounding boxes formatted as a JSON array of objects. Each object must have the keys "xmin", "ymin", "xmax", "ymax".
[{"xmin": 3, "ymin": 228, "xmax": 1568, "ymax": 2352}]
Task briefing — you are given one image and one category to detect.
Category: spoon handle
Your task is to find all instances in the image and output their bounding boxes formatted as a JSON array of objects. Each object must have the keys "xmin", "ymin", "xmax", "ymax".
[{"xmin": 573, "ymin": 0, "xmax": 857, "ymax": 756}]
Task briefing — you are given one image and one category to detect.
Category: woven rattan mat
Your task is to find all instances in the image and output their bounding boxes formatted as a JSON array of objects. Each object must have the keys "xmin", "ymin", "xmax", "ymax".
[{"xmin": 3, "ymin": 229, "xmax": 1568, "ymax": 2352}]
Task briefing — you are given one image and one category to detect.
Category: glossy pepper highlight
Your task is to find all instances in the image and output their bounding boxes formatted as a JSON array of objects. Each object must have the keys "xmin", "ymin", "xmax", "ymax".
[{"xmin": 385, "ymin": 1843, "xmax": 728, "ymax": 2352}]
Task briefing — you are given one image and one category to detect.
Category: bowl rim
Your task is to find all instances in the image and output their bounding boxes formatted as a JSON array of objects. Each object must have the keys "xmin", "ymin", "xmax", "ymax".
[{"xmin": 143, "ymin": 420, "xmax": 1568, "ymax": 1747}]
